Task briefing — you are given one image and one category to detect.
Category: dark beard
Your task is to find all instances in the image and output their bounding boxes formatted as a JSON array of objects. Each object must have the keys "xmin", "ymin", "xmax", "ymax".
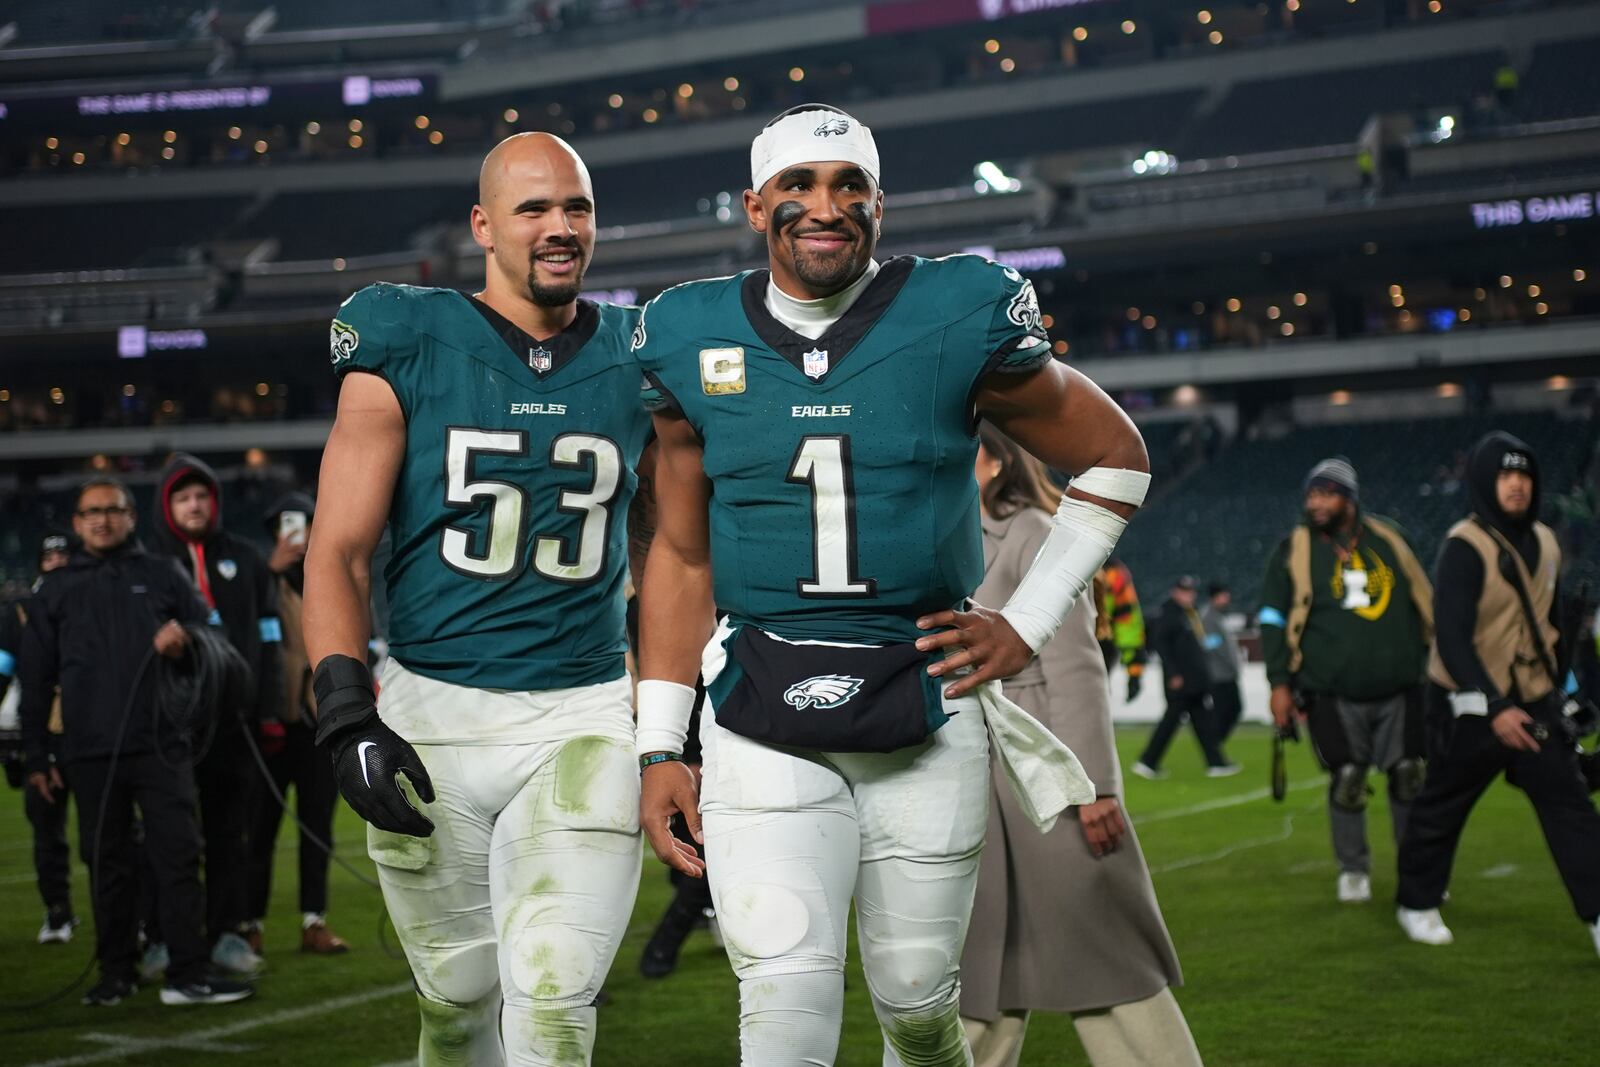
[
  {"xmin": 790, "ymin": 247, "xmax": 864, "ymax": 294},
  {"xmin": 525, "ymin": 247, "xmax": 585, "ymax": 307},
  {"xmin": 1306, "ymin": 507, "xmax": 1347, "ymax": 535},
  {"xmin": 527, "ymin": 274, "xmax": 583, "ymax": 307}
]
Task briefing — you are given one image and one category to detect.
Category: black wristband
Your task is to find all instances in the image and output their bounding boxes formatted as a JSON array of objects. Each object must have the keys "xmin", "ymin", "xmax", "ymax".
[{"xmin": 312, "ymin": 654, "xmax": 378, "ymax": 747}]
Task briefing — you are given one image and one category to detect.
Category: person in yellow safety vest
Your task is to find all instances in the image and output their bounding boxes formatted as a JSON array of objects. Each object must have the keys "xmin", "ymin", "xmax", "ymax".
[{"xmin": 1099, "ymin": 559, "xmax": 1148, "ymax": 702}]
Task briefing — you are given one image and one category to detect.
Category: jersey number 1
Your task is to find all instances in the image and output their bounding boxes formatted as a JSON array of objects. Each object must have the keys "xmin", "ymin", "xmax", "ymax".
[
  {"xmin": 441, "ymin": 428, "xmax": 622, "ymax": 584},
  {"xmin": 787, "ymin": 435, "xmax": 877, "ymax": 598}
]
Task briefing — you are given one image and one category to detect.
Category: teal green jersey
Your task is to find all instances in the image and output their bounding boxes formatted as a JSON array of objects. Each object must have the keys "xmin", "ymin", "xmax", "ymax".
[
  {"xmin": 330, "ymin": 283, "xmax": 650, "ymax": 691},
  {"xmin": 631, "ymin": 255, "xmax": 1051, "ymax": 644}
]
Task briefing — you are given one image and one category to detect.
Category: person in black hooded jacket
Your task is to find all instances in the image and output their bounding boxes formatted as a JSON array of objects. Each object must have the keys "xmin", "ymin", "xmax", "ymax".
[
  {"xmin": 149, "ymin": 453, "xmax": 284, "ymax": 975},
  {"xmin": 19, "ymin": 477, "xmax": 252, "ymax": 1005},
  {"xmin": 1395, "ymin": 431, "xmax": 1600, "ymax": 956}
]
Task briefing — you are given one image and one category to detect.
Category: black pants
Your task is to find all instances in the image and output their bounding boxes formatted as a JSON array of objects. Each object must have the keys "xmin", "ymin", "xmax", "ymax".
[
  {"xmin": 195, "ymin": 722, "xmax": 256, "ymax": 942},
  {"xmin": 1209, "ymin": 678, "xmax": 1244, "ymax": 745},
  {"xmin": 24, "ymin": 763, "xmax": 73, "ymax": 915},
  {"xmin": 69, "ymin": 751, "xmax": 209, "ymax": 984},
  {"xmin": 247, "ymin": 719, "xmax": 338, "ymax": 918},
  {"xmin": 1139, "ymin": 686, "xmax": 1229, "ymax": 770},
  {"xmin": 1397, "ymin": 688, "xmax": 1600, "ymax": 923}
]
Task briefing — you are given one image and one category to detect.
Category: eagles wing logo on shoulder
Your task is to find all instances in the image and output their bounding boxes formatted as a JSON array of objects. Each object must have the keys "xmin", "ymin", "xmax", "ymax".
[
  {"xmin": 814, "ymin": 117, "xmax": 851, "ymax": 137},
  {"xmin": 630, "ymin": 314, "xmax": 647, "ymax": 353},
  {"xmin": 1005, "ymin": 278, "xmax": 1044, "ymax": 334},
  {"xmin": 329, "ymin": 320, "xmax": 360, "ymax": 364},
  {"xmin": 783, "ymin": 674, "xmax": 865, "ymax": 711}
]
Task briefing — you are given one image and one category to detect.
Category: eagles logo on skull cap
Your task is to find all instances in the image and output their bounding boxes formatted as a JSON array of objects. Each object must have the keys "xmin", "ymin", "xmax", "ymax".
[{"xmin": 750, "ymin": 104, "xmax": 880, "ymax": 193}]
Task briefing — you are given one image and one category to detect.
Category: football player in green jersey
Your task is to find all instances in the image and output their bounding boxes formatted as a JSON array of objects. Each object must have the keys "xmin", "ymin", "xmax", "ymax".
[
  {"xmin": 630, "ymin": 106, "xmax": 1151, "ymax": 1067},
  {"xmin": 304, "ymin": 133, "xmax": 650, "ymax": 1067}
]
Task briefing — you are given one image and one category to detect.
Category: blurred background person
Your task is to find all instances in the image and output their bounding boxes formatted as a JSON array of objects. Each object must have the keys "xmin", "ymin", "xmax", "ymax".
[
  {"xmin": 243, "ymin": 492, "xmax": 349, "ymax": 957},
  {"xmin": 1098, "ymin": 558, "xmax": 1147, "ymax": 703},
  {"xmin": 1258, "ymin": 458, "xmax": 1433, "ymax": 906},
  {"xmin": 1199, "ymin": 582, "xmax": 1245, "ymax": 750},
  {"xmin": 1, "ymin": 532, "xmax": 78, "ymax": 944},
  {"xmin": 961, "ymin": 426, "xmax": 1199, "ymax": 1067},
  {"xmin": 1134, "ymin": 576, "xmax": 1237, "ymax": 780},
  {"xmin": 1396, "ymin": 433, "xmax": 1600, "ymax": 952},
  {"xmin": 147, "ymin": 453, "xmax": 284, "ymax": 978},
  {"xmin": 18, "ymin": 478, "xmax": 251, "ymax": 1006}
]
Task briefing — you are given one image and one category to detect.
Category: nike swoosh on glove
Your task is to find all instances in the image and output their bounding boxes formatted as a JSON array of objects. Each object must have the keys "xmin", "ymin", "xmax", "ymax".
[{"xmin": 312, "ymin": 654, "xmax": 435, "ymax": 837}]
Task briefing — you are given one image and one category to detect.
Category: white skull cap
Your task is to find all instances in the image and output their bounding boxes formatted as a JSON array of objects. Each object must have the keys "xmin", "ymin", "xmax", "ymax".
[{"xmin": 750, "ymin": 105, "xmax": 880, "ymax": 192}]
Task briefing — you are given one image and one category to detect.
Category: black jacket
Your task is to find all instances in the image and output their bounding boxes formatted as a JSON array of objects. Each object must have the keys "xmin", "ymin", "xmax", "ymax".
[
  {"xmin": 1151, "ymin": 596, "xmax": 1212, "ymax": 695},
  {"xmin": 152, "ymin": 453, "xmax": 284, "ymax": 723},
  {"xmin": 19, "ymin": 541, "xmax": 211, "ymax": 767}
]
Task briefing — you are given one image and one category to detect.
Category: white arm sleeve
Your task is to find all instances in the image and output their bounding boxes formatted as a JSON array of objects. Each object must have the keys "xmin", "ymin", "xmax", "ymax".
[
  {"xmin": 998, "ymin": 467, "xmax": 1150, "ymax": 653},
  {"xmin": 636, "ymin": 679, "xmax": 698, "ymax": 758}
]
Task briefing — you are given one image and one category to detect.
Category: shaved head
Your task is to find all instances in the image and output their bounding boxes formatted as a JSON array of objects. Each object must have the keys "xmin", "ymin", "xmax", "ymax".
[
  {"xmin": 471, "ymin": 132, "xmax": 598, "ymax": 322},
  {"xmin": 478, "ymin": 132, "xmax": 593, "ymax": 208}
]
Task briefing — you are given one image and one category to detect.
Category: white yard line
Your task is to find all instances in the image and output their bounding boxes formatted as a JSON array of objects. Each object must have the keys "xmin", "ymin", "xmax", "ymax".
[
  {"xmin": 1479, "ymin": 863, "xmax": 1521, "ymax": 879},
  {"xmin": 1149, "ymin": 801, "xmax": 1321, "ymax": 875},
  {"xmin": 19, "ymin": 982, "xmax": 413, "ymax": 1067},
  {"xmin": 1131, "ymin": 778, "xmax": 1322, "ymax": 825}
]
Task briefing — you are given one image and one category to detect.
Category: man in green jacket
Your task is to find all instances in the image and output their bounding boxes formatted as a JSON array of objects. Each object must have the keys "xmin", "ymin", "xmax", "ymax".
[{"xmin": 1258, "ymin": 458, "xmax": 1433, "ymax": 906}]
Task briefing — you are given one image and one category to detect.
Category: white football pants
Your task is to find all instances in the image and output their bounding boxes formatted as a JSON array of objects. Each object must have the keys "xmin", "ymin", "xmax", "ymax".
[
  {"xmin": 699, "ymin": 685, "xmax": 989, "ymax": 1067},
  {"xmin": 367, "ymin": 666, "xmax": 641, "ymax": 1067}
]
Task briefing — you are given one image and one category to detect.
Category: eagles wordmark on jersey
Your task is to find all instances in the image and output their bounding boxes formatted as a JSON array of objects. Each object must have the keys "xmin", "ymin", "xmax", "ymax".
[
  {"xmin": 632, "ymin": 254, "xmax": 1050, "ymax": 645},
  {"xmin": 330, "ymin": 282, "xmax": 651, "ymax": 691}
]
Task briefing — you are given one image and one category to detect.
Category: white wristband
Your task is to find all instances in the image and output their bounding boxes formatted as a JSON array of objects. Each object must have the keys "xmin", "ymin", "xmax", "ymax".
[
  {"xmin": 636, "ymin": 679, "xmax": 698, "ymax": 758},
  {"xmin": 1448, "ymin": 690, "xmax": 1489, "ymax": 717},
  {"xmin": 1000, "ymin": 493, "xmax": 1129, "ymax": 653}
]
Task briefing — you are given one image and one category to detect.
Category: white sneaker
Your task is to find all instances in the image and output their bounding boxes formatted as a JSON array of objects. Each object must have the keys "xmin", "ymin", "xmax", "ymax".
[
  {"xmin": 37, "ymin": 911, "xmax": 77, "ymax": 944},
  {"xmin": 1131, "ymin": 761, "xmax": 1167, "ymax": 780},
  {"xmin": 1397, "ymin": 906, "xmax": 1454, "ymax": 945},
  {"xmin": 211, "ymin": 932, "xmax": 265, "ymax": 976},
  {"xmin": 1337, "ymin": 872, "xmax": 1372, "ymax": 903},
  {"xmin": 1206, "ymin": 763, "xmax": 1243, "ymax": 778}
]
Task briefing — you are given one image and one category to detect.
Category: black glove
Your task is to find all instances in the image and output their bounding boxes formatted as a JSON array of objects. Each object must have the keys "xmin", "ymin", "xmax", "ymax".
[{"xmin": 313, "ymin": 654, "xmax": 435, "ymax": 837}]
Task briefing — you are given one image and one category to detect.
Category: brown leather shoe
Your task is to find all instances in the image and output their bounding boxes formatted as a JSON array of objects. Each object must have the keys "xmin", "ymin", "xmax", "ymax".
[{"xmin": 301, "ymin": 921, "xmax": 350, "ymax": 955}]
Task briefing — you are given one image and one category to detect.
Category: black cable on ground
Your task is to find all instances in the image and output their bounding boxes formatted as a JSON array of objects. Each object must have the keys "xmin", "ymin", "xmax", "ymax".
[{"xmin": 0, "ymin": 648, "xmax": 156, "ymax": 1011}]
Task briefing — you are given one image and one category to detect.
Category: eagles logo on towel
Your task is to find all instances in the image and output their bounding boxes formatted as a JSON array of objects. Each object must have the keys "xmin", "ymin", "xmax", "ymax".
[
  {"xmin": 814, "ymin": 117, "xmax": 851, "ymax": 137},
  {"xmin": 329, "ymin": 320, "xmax": 360, "ymax": 364},
  {"xmin": 784, "ymin": 674, "xmax": 864, "ymax": 711}
]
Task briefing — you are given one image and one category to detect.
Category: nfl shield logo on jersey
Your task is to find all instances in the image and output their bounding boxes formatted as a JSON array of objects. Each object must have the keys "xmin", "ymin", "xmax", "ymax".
[
  {"xmin": 217, "ymin": 559, "xmax": 238, "ymax": 580},
  {"xmin": 802, "ymin": 348, "xmax": 830, "ymax": 379},
  {"xmin": 528, "ymin": 346, "xmax": 553, "ymax": 372}
]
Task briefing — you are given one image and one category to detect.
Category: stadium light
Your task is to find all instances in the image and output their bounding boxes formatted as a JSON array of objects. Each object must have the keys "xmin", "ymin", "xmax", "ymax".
[
  {"xmin": 678, "ymin": 83, "xmax": 694, "ymax": 99},
  {"xmin": 789, "ymin": 67, "xmax": 805, "ymax": 82},
  {"xmin": 1122, "ymin": 20, "xmax": 1136, "ymax": 34},
  {"xmin": 643, "ymin": 108, "xmax": 659, "ymax": 123},
  {"xmin": 1280, "ymin": 323, "xmax": 1295, "ymax": 336},
  {"xmin": 1197, "ymin": 10, "xmax": 1212, "ymax": 24},
  {"xmin": 608, "ymin": 94, "xmax": 623, "ymax": 109},
  {"xmin": 724, "ymin": 77, "xmax": 739, "ymax": 91},
  {"xmin": 429, "ymin": 130, "xmax": 444, "ymax": 144},
  {"xmin": 307, "ymin": 121, "xmax": 321, "ymax": 134},
  {"xmin": 1548, "ymin": 375, "xmax": 1571, "ymax": 390},
  {"xmin": 985, "ymin": 39, "xmax": 1000, "ymax": 54},
  {"xmin": 1575, "ymin": 269, "xmax": 1587, "ymax": 281},
  {"xmin": 1073, "ymin": 26, "xmax": 1087, "ymax": 41},
  {"xmin": 163, "ymin": 129, "xmax": 176, "ymax": 143},
  {"xmin": 503, "ymin": 108, "xmax": 518, "ymax": 123},
  {"xmin": 1294, "ymin": 292, "xmax": 1308, "ymax": 306},
  {"xmin": 162, "ymin": 147, "xmax": 175, "ymax": 159},
  {"xmin": 45, "ymin": 136, "xmax": 58, "ymax": 149},
  {"xmin": 974, "ymin": 161, "xmax": 1021, "ymax": 193},
  {"xmin": 1000, "ymin": 58, "xmax": 1016, "ymax": 72}
]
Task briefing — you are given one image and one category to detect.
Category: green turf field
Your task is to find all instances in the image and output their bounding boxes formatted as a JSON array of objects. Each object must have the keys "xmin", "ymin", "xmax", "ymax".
[{"xmin": 1, "ymin": 725, "xmax": 1593, "ymax": 1066}]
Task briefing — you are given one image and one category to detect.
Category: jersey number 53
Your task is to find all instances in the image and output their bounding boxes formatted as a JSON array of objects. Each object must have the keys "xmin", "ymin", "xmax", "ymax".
[{"xmin": 440, "ymin": 427, "xmax": 622, "ymax": 585}]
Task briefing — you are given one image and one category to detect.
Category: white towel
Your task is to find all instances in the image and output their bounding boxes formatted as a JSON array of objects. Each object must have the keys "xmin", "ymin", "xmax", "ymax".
[{"xmin": 978, "ymin": 680, "xmax": 1096, "ymax": 833}]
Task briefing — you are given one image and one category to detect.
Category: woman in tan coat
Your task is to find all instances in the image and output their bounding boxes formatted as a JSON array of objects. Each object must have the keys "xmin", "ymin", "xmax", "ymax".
[{"xmin": 960, "ymin": 426, "xmax": 1201, "ymax": 1067}]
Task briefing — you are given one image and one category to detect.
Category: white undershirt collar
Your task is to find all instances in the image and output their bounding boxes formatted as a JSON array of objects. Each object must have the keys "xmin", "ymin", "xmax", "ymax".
[{"xmin": 764, "ymin": 259, "xmax": 880, "ymax": 341}]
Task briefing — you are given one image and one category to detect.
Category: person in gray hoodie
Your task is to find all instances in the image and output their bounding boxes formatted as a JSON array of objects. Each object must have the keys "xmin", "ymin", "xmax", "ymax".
[{"xmin": 1198, "ymin": 583, "xmax": 1244, "ymax": 747}]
